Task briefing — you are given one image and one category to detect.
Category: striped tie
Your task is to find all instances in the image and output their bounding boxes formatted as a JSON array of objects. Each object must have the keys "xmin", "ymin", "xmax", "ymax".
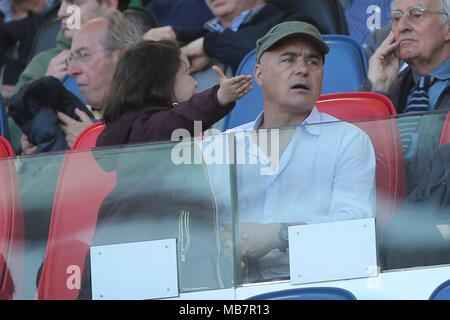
[
  {"xmin": 404, "ymin": 75, "xmax": 435, "ymax": 113},
  {"xmin": 398, "ymin": 75, "xmax": 435, "ymax": 160}
]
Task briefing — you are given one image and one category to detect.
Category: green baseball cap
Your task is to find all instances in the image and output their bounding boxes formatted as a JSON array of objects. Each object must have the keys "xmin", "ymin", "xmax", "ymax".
[{"xmin": 256, "ymin": 21, "xmax": 329, "ymax": 62}]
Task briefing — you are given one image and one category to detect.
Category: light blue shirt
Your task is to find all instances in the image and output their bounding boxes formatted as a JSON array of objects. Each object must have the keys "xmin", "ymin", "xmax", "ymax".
[
  {"xmin": 204, "ymin": 4, "xmax": 265, "ymax": 32},
  {"xmin": 201, "ymin": 107, "xmax": 376, "ymax": 280},
  {"xmin": 228, "ymin": 107, "xmax": 376, "ymax": 224},
  {"xmin": 205, "ymin": 10, "xmax": 251, "ymax": 32}
]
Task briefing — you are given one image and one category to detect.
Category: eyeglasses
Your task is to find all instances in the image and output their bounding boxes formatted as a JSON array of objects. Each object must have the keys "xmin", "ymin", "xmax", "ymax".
[
  {"xmin": 390, "ymin": 5, "xmax": 449, "ymax": 24},
  {"xmin": 65, "ymin": 48, "xmax": 112, "ymax": 67}
]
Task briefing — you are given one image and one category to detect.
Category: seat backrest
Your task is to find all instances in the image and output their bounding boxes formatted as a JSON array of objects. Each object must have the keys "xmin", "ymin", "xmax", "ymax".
[
  {"xmin": 26, "ymin": 17, "xmax": 61, "ymax": 64},
  {"xmin": 0, "ymin": 94, "xmax": 10, "ymax": 141},
  {"xmin": 439, "ymin": 111, "xmax": 450, "ymax": 146},
  {"xmin": 72, "ymin": 122, "xmax": 106, "ymax": 150},
  {"xmin": 124, "ymin": 6, "xmax": 159, "ymax": 33},
  {"xmin": 321, "ymin": 35, "xmax": 368, "ymax": 94},
  {"xmin": 316, "ymin": 92, "xmax": 396, "ymax": 117},
  {"xmin": 0, "ymin": 137, "xmax": 24, "ymax": 299},
  {"xmin": 268, "ymin": 0, "xmax": 348, "ymax": 34},
  {"xmin": 316, "ymin": 92, "xmax": 406, "ymax": 232},
  {"xmin": 223, "ymin": 49, "xmax": 261, "ymax": 130},
  {"xmin": 37, "ymin": 124, "xmax": 116, "ymax": 300},
  {"xmin": 429, "ymin": 279, "xmax": 450, "ymax": 300},
  {"xmin": 247, "ymin": 287, "xmax": 357, "ymax": 300},
  {"xmin": 223, "ymin": 35, "xmax": 368, "ymax": 130}
]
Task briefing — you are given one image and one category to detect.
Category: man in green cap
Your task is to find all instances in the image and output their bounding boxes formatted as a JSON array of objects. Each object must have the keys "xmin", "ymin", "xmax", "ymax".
[
  {"xmin": 252, "ymin": 20, "xmax": 330, "ymax": 130},
  {"xmin": 208, "ymin": 21, "xmax": 377, "ymax": 283}
]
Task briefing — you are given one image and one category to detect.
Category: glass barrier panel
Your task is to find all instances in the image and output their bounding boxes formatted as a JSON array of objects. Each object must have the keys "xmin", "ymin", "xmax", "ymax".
[
  {"xmin": 2, "ymin": 141, "xmax": 235, "ymax": 300},
  {"xmin": 1, "ymin": 110, "xmax": 449, "ymax": 299},
  {"xmin": 228, "ymin": 110, "xmax": 450, "ymax": 285}
]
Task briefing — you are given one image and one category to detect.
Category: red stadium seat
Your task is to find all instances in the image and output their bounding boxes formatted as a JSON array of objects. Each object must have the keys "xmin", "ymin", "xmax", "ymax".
[
  {"xmin": 72, "ymin": 122, "xmax": 106, "ymax": 150},
  {"xmin": 316, "ymin": 92, "xmax": 406, "ymax": 233},
  {"xmin": 0, "ymin": 137, "xmax": 24, "ymax": 299},
  {"xmin": 317, "ymin": 92, "xmax": 397, "ymax": 118},
  {"xmin": 439, "ymin": 111, "xmax": 450, "ymax": 146},
  {"xmin": 37, "ymin": 124, "xmax": 116, "ymax": 299},
  {"xmin": 0, "ymin": 136, "xmax": 14, "ymax": 157}
]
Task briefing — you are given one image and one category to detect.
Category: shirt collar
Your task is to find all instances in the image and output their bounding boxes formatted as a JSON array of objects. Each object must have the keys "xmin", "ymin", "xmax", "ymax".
[
  {"xmin": 205, "ymin": 10, "xmax": 250, "ymax": 32},
  {"xmin": 251, "ymin": 106, "xmax": 322, "ymax": 133},
  {"xmin": 204, "ymin": 4, "xmax": 265, "ymax": 32},
  {"xmin": 430, "ymin": 57, "xmax": 450, "ymax": 80},
  {"xmin": 412, "ymin": 57, "xmax": 450, "ymax": 83}
]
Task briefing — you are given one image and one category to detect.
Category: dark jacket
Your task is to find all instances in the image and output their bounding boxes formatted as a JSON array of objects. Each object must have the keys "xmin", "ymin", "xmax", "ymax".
[
  {"xmin": 8, "ymin": 76, "xmax": 94, "ymax": 153},
  {"xmin": 360, "ymin": 67, "xmax": 450, "ymax": 113},
  {"xmin": 389, "ymin": 68, "xmax": 450, "ymax": 192},
  {"xmin": 388, "ymin": 67, "xmax": 450, "ymax": 114},
  {"xmin": 380, "ymin": 143, "xmax": 450, "ymax": 270},
  {"xmin": 407, "ymin": 143, "xmax": 450, "ymax": 216},
  {"xmin": 96, "ymin": 85, "xmax": 234, "ymax": 147},
  {"xmin": 176, "ymin": 3, "xmax": 324, "ymax": 73}
]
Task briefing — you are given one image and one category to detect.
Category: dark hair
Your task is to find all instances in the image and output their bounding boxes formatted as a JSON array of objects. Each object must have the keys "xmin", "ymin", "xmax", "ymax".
[
  {"xmin": 117, "ymin": 0, "xmax": 131, "ymax": 12},
  {"xmin": 94, "ymin": 0, "xmax": 130, "ymax": 12},
  {"xmin": 102, "ymin": 40, "xmax": 182, "ymax": 125}
]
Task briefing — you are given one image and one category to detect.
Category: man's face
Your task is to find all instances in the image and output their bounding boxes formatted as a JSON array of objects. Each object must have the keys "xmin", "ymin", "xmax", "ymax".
[
  {"xmin": 57, "ymin": 0, "xmax": 110, "ymax": 39},
  {"xmin": 67, "ymin": 19, "xmax": 120, "ymax": 109},
  {"xmin": 392, "ymin": 0, "xmax": 450, "ymax": 66},
  {"xmin": 255, "ymin": 38, "xmax": 324, "ymax": 115},
  {"xmin": 204, "ymin": 0, "xmax": 259, "ymax": 20}
]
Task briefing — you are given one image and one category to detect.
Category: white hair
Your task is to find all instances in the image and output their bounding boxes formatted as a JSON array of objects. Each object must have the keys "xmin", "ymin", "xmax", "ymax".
[{"xmin": 437, "ymin": 0, "xmax": 449, "ymax": 22}]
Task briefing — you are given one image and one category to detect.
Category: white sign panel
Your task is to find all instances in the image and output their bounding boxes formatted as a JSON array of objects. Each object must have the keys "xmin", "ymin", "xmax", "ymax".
[
  {"xmin": 90, "ymin": 239, "xmax": 179, "ymax": 300},
  {"xmin": 289, "ymin": 218, "xmax": 378, "ymax": 285}
]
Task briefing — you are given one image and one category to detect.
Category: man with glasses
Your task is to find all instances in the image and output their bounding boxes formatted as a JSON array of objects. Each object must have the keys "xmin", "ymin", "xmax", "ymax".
[
  {"xmin": 365, "ymin": 0, "xmax": 450, "ymax": 270},
  {"xmin": 18, "ymin": 8, "xmax": 141, "ymax": 154},
  {"xmin": 361, "ymin": 0, "xmax": 449, "ymax": 193},
  {"xmin": 364, "ymin": 0, "xmax": 449, "ymax": 111},
  {"xmin": 15, "ymin": 0, "xmax": 130, "ymax": 155},
  {"xmin": 14, "ymin": 0, "xmax": 130, "ymax": 98},
  {"xmin": 56, "ymin": 10, "xmax": 141, "ymax": 147}
]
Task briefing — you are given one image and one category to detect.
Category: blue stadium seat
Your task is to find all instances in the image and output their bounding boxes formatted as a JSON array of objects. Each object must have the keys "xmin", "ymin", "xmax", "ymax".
[
  {"xmin": 321, "ymin": 34, "xmax": 368, "ymax": 94},
  {"xmin": 429, "ymin": 280, "xmax": 450, "ymax": 300},
  {"xmin": 124, "ymin": 6, "xmax": 159, "ymax": 33},
  {"xmin": 26, "ymin": 17, "xmax": 61, "ymax": 63},
  {"xmin": 222, "ymin": 34, "xmax": 368, "ymax": 130},
  {"xmin": 0, "ymin": 94, "xmax": 11, "ymax": 140},
  {"xmin": 247, "ymin": 287, "xmax": 357, "ymax": 300},
  {"xmin": 25, "ymin": 1, "xmax": 60, "ymax": 61}
]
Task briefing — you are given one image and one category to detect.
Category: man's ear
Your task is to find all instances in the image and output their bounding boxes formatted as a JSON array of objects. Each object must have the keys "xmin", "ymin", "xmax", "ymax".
[
  {"xmin": 111, "ymin": 48, "xmax": 123, "ymax": 64},
  {"xmin": 254, "ymin": 63, "xmax": 264, "ymax": 87}
]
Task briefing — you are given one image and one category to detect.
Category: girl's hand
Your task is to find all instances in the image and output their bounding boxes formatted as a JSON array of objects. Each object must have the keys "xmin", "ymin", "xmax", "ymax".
[{"xmin": 214, "ymin": 65, "xmax": 253, "ymax": 106}]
